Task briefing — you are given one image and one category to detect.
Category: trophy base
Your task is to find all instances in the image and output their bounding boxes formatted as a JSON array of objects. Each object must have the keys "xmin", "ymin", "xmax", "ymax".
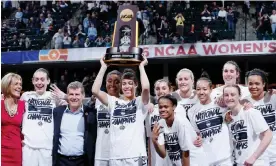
[{"xmin": 104, "ymin": 47, "xmax": 143, "ymax": 66}]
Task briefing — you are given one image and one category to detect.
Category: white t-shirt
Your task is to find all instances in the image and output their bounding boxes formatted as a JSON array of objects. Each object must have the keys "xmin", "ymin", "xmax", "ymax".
[
  {"xmin": 107, "ymin": 95, "xmax": 148, "ymax": 159},
  {"xmin": 228, "ymin": 108, "xmax": 269, "ymax": 165},
  {"xmin": 95, "ymin": 99, "xmax": 110, "ymax": 160},
  {"xmin": 145, "ymin": 104, "xmax": 168, "ymax": 166},
  {"xmin": 245, "ymin": 94, "xmax": 276, "ymax": 160},
  {"xmin": 218, "ymin": 10, "xmax": 227, "ymax": 17},
  {"xmin": 211, "ymin": 85, "xmax": 250, "ymax": 101},
  {"xmin": 145, "ymin": 104, "xmax": 203, "ymax": 166},
  {"xmin": 21, "ymin": 91, "xmax": 56, "ymax": 149},
  {"xmin": 157, "ymin": 116, "xmax": 189, "ymax": 166},
  {"xmin": 158, "ymin": 116, "xmax": 208, "ymax": 166},
  {"xmin": 173, "ymin": 90, "xmax": 198, "ymax": 119},
  {"xmin": 270, "ymin": 14, "xmax": 276, "ymax": 23},
  {"xmin": 188, "ymin": 102, "xmax": 232, "ymax": 165}
]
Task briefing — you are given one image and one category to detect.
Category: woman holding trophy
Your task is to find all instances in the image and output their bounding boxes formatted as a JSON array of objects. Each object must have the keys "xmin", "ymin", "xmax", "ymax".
[{"xmin": 92, "ymin": 55, "xmax": 150, "ymax": 166}]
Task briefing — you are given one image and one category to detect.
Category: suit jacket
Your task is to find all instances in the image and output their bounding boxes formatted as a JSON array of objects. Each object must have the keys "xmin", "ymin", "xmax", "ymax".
[{"xmin": 52, "ymin": 103, "xmax": 97, "ymax": 166}]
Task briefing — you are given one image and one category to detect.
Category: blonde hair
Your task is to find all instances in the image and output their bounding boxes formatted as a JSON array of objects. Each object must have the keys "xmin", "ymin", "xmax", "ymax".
[
  {"xmin": 1, "ymin": 73, "xmax": 22, "ymax": 97},
  {"xmin": 176, "ymin": 68, "xmax": 195, "ymax": 84}
]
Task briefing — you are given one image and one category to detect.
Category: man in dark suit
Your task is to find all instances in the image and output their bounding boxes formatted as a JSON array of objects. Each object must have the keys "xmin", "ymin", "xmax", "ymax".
[{"xmin": 52, "ymin": 81, "xmax": 97, "ymax": 166}]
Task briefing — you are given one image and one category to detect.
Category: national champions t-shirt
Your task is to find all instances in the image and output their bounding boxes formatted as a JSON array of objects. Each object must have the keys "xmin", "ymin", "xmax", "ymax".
[
  {"xmin": 188, "ymin": 102, "xmax": 232, "ymax": 165},
  {"xmin": 21, "ymin": 91, "xmax": 56, "ymax": 149},
  {"xmin": 107, "ymin": 95, "xmax": 148, "ymax": 159},
  {"xmin": 158, "ymin": 116, "xmax": 208, "ymax": 166},
  {"xmin": 146, "ymin": 104, "xmax": 208, "ymax": 166},
  {"xmin": 145, "ymin": 104, "xmax": 168, "ymax": 166},
  {"xmin": 228, "ymin": 108, "xmax": 269, "ymax": 165},
  {"xmin": 95, "ymin": 99, "xmax": 111, "ymax": 160}
]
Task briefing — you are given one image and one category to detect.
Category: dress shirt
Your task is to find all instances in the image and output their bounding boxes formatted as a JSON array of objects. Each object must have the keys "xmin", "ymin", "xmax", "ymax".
[{"xmin": 58, "ymin": 106, "xmax": 84, "ymax": 156}]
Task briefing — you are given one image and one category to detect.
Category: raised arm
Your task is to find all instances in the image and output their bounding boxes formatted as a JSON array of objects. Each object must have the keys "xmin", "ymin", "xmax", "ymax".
[
  {"xmin": 91, "ymin": 57, "xmax": 109, "ymax": 106},
  {"xmin": 50, "ymin": 84, "xmax": 67, "ymax": 100},
  {"xmin": 139, "ymin": 55, "xmax": 150, "ymax": 105}
]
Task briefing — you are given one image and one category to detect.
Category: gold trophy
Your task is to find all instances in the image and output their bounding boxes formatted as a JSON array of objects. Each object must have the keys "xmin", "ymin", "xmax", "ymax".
[{"xmin": 104, "ymin": 5, "xmax": 143, "ymax": 66}]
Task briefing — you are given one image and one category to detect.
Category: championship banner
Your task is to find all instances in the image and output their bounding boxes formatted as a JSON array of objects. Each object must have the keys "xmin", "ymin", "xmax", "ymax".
[
  {"xmin": 142, "ymin": 40, "xmax": 276, "ymax": 57},
  {"xmin": 67, "ymin": 40, "xmax": 276, "ymax": 61},
  {"xmin": 1, "ymin": 40, "xmax": 276, "ymax": 64}
]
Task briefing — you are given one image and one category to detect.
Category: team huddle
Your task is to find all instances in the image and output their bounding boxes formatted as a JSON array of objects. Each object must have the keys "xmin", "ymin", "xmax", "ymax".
[{"xmin": 1, "ymin": 55, "xmax": 276, "ymax": 166}]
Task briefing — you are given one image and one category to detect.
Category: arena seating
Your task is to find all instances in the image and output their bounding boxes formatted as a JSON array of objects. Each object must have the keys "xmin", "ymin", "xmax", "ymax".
[
  {"xmin": 255, "ymin": 1, "xmax": 276, "ymax": 40},
  {"xmin": 1, "ymin": 1, "xmax": 80, "ymax": 52},
  {"xmin": 1, "ymin": 1, "xmax": 275, "ymax": 52}
]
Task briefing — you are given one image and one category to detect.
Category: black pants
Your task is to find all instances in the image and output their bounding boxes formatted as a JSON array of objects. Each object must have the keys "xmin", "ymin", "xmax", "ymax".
[{"xmin": 57, "ymin": 154, "xmax": 85, "ymax": 166}]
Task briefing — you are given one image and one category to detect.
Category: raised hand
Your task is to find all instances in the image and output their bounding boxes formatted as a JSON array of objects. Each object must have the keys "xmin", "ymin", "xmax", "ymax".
[
  {"xmin": 152, "ymin": 123, "xmax": 161, "ymax": 143},
  {"xmin": 100, "ymin": 55, "xmax": 108, "ymax": 68},
  {"xmin": 140, "ymin": 54, "xmax": 148, "ymax": 67},
  {"xmin": 50, "ymin": 84, "xmax": 66, "ymax": 100}
]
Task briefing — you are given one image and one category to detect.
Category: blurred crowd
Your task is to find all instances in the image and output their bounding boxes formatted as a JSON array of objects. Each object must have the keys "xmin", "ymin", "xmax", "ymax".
[{"xmin": 2, "ymin": 1, "xmax": 276, "ymax": 52}]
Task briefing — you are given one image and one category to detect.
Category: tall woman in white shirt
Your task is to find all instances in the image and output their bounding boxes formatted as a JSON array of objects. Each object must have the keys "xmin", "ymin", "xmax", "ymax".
[
  {"xmin": 223, "ymin": 85, "xmax": 272, "ymax": 166},
  {"xmin": 94, "ymin": 70, "xmax": 121, "ymax": 166},
  {"xmin": 188, "ymin": 75, "xmax": 233, "ymax": 166},
  {"xmin": 244, "ymin": 69, "xmax": 276, "ymax": 166},
  {"xmin": 211, "ymin": 61, "xmax": 250, "ymax": 101},
  {"xmin": 21, "ymin": 68, "xmax": 66, "ymax": 166},
  {"xmin": 92, "ymin": 56, "xmax": 150, "ymax": 166}
]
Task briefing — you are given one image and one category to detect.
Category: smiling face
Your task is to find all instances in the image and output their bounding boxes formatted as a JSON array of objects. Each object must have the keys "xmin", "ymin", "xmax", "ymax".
[
  {"xmin": 248, "ymin": 75, "xmax": 265, "ymax": 99},
  {"xmin": 32, "ymin": 71, "xmax": 50, "ymax": 95},
  {"xmin": 223, "ymin": 86, "xmax": 241, "ymax": 109},
  {"xmin": 158, "ymin": 98, "xmax": 176, "ymax": 119},
  {"xmin": 67, "ymin": 88, "xmax": 84, "ymax": 111},
  {"xmin": 176, "ymin": 71, "xmax": 194, "ymax": 93},
  {"xmin": 9, "ymin": 77, "xmax": 22, "ymax": 98},
  {"xmin": 122, "ymin": 79, "xmax": 136, "ymax": 99},
  {"xmin": 106, "ymin": 74, "xmax": 120, "ymax": 97},
  {"xmin": 155, "ymin": 81, "xmax": 171, "ymax": 99},
  {"xmin": 223, "ymin": 63, "xmax": 239, "ymax": 85},
  {"xmin": 196, "ymin": 80, "xmax": 212, "ymax": 104}
]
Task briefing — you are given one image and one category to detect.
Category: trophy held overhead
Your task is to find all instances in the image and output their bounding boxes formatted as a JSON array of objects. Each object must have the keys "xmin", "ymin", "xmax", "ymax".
[{"xmin": 104, "ymin": 5, "xmax": 144, "ymax": 66}]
